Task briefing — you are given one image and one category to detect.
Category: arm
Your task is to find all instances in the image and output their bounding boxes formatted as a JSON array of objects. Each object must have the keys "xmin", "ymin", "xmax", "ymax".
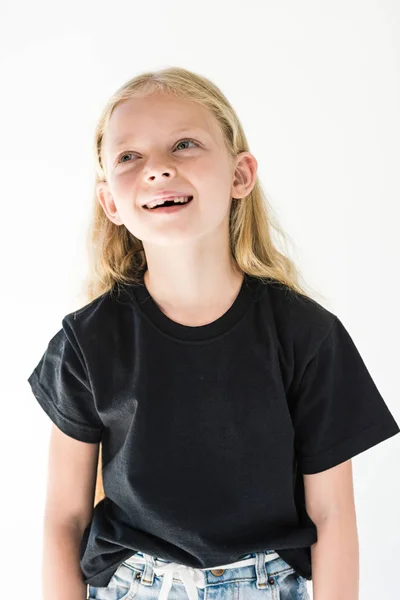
[
  {"xmin": 304, "ymin": 459, "xmax": 360, "ymax": 600},
  {"xmin": 42, "ymin": 521, "xmax": 89, "ymax": 600},
  {"xmin": 42, "ymin": 423, "xmax": 100, "ymax": 600}
]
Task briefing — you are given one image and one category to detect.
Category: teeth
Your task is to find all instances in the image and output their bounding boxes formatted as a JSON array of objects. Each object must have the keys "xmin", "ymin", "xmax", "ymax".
[{"xmin": 145, "ymin": 196, "xmax": 191, "ymax": 209}]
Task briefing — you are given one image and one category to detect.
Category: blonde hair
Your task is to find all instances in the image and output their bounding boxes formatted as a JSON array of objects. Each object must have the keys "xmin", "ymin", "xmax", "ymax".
[{"xmin": 75, "ymin": 66, "xmax": 325, "ymax": 507}]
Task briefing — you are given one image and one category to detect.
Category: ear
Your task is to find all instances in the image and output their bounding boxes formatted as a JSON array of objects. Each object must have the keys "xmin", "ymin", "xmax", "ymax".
[
  {"xmin": 230, "ymin": 152, "xmax": 258, "ymax": 200},
  {"xmin": 95, "ymin": 181, "xmax": 124, "ymax": 226}
]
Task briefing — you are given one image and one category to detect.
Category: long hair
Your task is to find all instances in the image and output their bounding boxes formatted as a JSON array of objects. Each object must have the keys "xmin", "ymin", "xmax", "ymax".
[{"xmin": 74, "ymin": 66, "xmax": 325, "ymax": 508}]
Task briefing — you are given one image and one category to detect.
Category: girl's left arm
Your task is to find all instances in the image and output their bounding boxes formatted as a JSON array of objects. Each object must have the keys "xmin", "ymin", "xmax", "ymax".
[{"xmin": 304, "ymin": 459, "xmax": 360, "ymax": 600}]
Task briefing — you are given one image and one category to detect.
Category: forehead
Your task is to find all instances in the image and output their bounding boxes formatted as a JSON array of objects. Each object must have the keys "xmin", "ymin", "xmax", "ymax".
[{"xmin": 104, "ymin": 92, "xmax": 221, "ymax": 150}]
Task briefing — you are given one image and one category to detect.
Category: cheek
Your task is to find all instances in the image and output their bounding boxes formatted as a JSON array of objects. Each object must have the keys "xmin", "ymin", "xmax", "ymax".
[
  {"xmin": 203, "ymin": 156, "xmax": 233, "ymax": 187},
  {"xmin": 112, "ymin": 170, "xmax": 136, "ymax": 193},
  {"xmin": 193, "ymin": 160, "xmax": 231, "ymax": 194},
  {"xmin": 109, "ymin": 175, "xmax": 140, "ymax": 214}
]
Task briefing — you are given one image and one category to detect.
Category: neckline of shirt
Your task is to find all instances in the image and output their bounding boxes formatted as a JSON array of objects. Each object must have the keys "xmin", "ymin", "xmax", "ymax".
[{"xmin": 129, "ymin": 272, "xmax": 260, "ymax": 342}]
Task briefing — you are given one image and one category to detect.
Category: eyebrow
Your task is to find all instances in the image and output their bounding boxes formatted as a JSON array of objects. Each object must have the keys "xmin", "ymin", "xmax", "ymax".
[{"xmin": 110, "ymin": 126, "xmax": 209, "ymax": 149}]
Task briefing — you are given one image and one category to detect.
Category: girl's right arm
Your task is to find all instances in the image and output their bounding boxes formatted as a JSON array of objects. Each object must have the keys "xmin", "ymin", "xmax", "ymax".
[{"xmin": 41, "ymin": 423, "xmax": 100, "ymax": 600}]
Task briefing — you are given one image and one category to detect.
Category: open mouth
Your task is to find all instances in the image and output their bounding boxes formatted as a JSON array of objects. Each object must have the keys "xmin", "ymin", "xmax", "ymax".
[{"xmin": 144, "ymin": 196, "xmax": 194, "ymax": 210}]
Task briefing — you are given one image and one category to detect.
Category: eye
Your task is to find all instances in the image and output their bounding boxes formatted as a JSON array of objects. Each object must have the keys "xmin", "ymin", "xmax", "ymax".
[
  {"xmin": 118, "ymin": 152, "xmax": 135, "ymax": 163},
  {"xmin": 116, "ymin": 139, "xmax": 198, "ymax": 164},
  {"xmin": 174, "ymin": 138, "xmax": 198, "ymax": 151}
]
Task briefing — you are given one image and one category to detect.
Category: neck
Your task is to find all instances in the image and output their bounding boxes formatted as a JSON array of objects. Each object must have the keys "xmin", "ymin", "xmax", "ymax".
[{"xmin": 142, "ymin": 263, "xmax": 244, "ymax": 327}]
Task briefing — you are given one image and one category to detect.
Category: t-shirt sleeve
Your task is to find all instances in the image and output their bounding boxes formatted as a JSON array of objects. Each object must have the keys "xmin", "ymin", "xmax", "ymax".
[
  {"xmin": 292, "ymin": 316, "xmax": 400, "ymax": 474},
  {"xmin": 27, "ymin": 318, "xmax": 103, "ymax": 443}
]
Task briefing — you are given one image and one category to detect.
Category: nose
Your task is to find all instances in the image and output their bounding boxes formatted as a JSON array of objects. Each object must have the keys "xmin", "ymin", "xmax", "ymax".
[{"xmin": 145, "ymin": 160, "xmax": 177, "ymax": 182}]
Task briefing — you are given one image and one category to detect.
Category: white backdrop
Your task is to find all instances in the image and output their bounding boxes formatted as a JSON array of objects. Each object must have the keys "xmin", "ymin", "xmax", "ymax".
[{"xmin": 1, "ymin": 1, "xmax": 399, "ymax": 598}]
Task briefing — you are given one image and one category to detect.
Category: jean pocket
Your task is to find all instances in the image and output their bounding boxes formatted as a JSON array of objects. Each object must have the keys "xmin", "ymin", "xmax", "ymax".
[
  {"xmin": 266, "ymin": 556, "xmax": 295, "ymax": 577},
  {"xmin": 88, "ymin": 563, "xmax": 142, "ymax": 600},
  {"xmin": 295, "ymin": 574, "xmax": 311, "ymax": 599}
]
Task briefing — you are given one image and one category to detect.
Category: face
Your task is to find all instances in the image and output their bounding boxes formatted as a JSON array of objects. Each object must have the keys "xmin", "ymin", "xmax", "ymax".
[{"xmin": 97, "ymin": 90, "xmax": 256, "ymax": 248}]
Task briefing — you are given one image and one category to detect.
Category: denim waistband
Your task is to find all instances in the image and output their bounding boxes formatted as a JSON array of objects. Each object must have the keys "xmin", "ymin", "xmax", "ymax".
[{"xmin": 123, "ymin": 550, "xmax": 280, "ymax": 600}]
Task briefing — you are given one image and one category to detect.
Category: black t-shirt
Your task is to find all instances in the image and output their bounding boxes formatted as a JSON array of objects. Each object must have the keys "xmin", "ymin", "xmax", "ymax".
[{"xmin": 27, "ymin": 273, "xmax": 400, "ymax": 586}]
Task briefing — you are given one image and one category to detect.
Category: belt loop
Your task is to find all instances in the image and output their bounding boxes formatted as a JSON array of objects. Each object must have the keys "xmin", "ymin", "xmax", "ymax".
[
  {"xmin": 254, "ymin": 551, "xmax": 268, "ymax": 589},
  {"xmin": 140, "ymin": 553, "xmax": 156, "ymax": 586}
]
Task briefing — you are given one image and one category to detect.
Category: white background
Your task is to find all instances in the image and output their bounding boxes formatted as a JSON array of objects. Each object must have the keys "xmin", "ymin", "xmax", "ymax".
[{"xmin": 1, "ymin": 1, "xmax": 399, "ymax": 598}]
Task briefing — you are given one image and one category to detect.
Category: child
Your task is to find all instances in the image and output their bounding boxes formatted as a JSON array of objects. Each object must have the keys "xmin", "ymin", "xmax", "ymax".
[{"xmin": 27, "ymin": 66, "xmax": 399, "ymax": 600}]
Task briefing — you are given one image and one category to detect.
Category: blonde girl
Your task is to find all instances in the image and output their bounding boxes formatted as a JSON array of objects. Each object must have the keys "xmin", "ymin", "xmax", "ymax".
[{"xmin": 28, "ymin": 66, "xmax": 399, "ymax": 600}]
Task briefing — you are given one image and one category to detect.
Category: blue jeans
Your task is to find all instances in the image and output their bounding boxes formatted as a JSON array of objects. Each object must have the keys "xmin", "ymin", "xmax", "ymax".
[{"xmin": 87, "ymin": 550, "xmax": 310, "ymax": 599}]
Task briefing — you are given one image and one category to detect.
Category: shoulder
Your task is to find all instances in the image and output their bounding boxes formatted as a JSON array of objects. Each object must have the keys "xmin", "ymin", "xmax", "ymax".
[
  {"xmin": 254, "ymin": 277, "xmax": 337, "ymax": 364},
  {"xmin": 61, "ymin": 282, "xmax": 133, "ymax": 345}
]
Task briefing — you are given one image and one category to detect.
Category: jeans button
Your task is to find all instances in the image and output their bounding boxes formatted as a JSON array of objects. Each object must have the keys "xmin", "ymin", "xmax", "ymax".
[{"xmin": 210, "ymin": 569, "xmax": 225, "ymax": 576}]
